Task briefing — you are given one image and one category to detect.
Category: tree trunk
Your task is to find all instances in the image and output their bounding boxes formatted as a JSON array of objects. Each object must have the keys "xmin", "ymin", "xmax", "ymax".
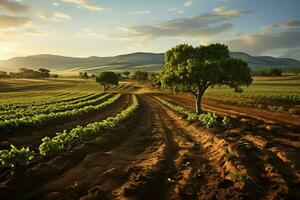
[
  {"xmin": 195, "ymin": 95, "xmax": 202, "ymax": 114},
  {"xmin": 103, "ymin": 84, "xmax": 108, "ymax": 91},
  {"xmin": 195, "ymin": 88, "xmax": 206, "ymax": 114}
]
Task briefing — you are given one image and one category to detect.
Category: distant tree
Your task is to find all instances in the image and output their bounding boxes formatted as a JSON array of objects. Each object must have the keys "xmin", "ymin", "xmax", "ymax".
[
  {"xmin": 269, "ymin": 68, "xmax": 282, "ymax": 76},
  {"xmin": 90, "ymin": 74, "xmax": 96, "ymax": 78},
  {"xmin": 161, "ymin": 44, "xmax": 252, "ymax": 113},
  {"xmin": 96, "ymin": 72, "xmax": 119, "ymax": 91},
  {"xmin": 19, "ymin": 68, "xmax": 42, "ymax": 79},
  {"xmin": 38, "ymin": 68, "xmax": 50, "ymax": 78},
  {"xmin": 19, "ymin": 68, "xmax": 27, "ymax": 73},
  {"xmin": 133, "ymin": 71, "xmax": 148, "ymax": 81},
  {"xmin": 9, "ymin": 72, "xmax": 21, "ymax": 78},
  {"xmin": 52, "ymin": 74, "xmax": 59, "ymax": 79},
  {"xmin": 0, "ymin": 71, "xmax": 9, "ymax": 79},
  {"xmin": 79, "ymin": 72, "xmax": 89, "ymax": 79},
  {"xmin": 116, "ymin": 73, "xmax": 122, "ymax": 77},
  {"xmin": 254, "ymin": 67, "xmax": 282, "ymax": 76},
  {"xmin": 122, "ymin": 71, "xmax": 130, "ymax": 76}
]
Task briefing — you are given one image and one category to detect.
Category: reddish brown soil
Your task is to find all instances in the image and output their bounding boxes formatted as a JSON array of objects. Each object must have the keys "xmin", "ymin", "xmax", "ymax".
[
  {"xmin": 171, "ymin": 93, "xmax": 300, "ymax": 126},
  {"xmin": 0, "ymin": 94, "xmax": 131, "ymax": 149},
  {"xmin": 0, "ymin": 83, "xmax": 299, "ymax": 200},
  {"xmin": 1, "ymin": 94, "xmax": 299, "ymax": 200}
]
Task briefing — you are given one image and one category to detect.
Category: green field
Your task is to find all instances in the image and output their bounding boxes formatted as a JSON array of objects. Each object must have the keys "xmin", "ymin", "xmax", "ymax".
[
  {"xmin": 0, "ymin": 78, "xmax": 103, "ymax": 105},
  {"xmin": 204, "ymin": 76, "xmax": 300, "ymax": 102},
  {"xmin": 1, "ymin": 76, "xmax": 299, "ymax": 105}
]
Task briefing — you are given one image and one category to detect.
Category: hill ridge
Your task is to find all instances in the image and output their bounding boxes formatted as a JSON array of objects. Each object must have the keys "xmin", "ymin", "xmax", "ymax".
[{"xmin": 0, "ymin": 52, "xmax": 299, "ymax": 73}]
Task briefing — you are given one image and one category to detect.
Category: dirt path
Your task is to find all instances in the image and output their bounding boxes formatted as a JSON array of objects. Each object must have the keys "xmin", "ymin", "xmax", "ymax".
[
  {"xmin": 0, "ymin": 92, "xmax": 299, "ymax": 199},
  {"xmin": 0, "ymin": 95, "xmax": 248, "ymax": 200},
  {"xmin": 157, "ymin": 94, "xmax": 300, "ymax": 199},
  {"xmin": 0, "ymin": 94, "xmax": 131, "ymax": 149}
]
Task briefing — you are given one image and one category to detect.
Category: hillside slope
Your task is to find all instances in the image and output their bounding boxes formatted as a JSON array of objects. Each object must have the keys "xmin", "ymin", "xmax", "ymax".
[{"xmin": 0, "ymin": 52, "xmax": 299, "ymax": 73}]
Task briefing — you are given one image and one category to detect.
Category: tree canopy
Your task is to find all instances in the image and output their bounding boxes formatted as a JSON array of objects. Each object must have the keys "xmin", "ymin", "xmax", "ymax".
[
  {"xmin": 79, "ymin": 72, "xmax": 89, "ymax": 79},
  {"xmin": 96, "ymin": 71, "xmax": 119, "ymax": 91},
  {"xmin": 161, "ymin": 43, "xmax": 253, "ymax": 113},
  {"xmin": 38, "ymin": 68, "xmax": 50, "ymax": 78},
  {"xmin": 253, "ymin": 67, "xmax": 282, "ymax": 76}
]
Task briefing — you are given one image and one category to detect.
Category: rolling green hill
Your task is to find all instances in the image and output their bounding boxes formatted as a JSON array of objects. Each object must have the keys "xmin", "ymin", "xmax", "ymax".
[{"xmin": 0, "ymin": 52, "xmax": 299, "ymax": 75}]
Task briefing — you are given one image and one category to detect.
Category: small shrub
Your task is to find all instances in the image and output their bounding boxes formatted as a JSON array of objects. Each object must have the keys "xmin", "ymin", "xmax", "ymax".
[
  {"xmin": 0, "ymin": 145, "xmax": 35, "ymax": 168},
  {"xmin": 222, "ymin": 116, "xmax": 231, "ymax": 128},
  {"xmin": 288, "ymin": 108, "xmax": 296, "ymax": 115}
]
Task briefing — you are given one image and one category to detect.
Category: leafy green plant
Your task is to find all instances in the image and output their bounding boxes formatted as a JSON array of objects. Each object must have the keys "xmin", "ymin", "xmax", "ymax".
[
  {"xmin": 222, "ymin": 116, "xmax": 231, "ymax": 128},
  {"xmin": 0, "ymin": 93, "xmax": 95, "ymax": 115},
  {"xmin": 198, "ymin": 113, "xmax": 218, "ymax": 128},
  {"xmin": 288, "ymin": 108, "xmax": 296, "ymax": 115},
  {"xmin": 39, "ymin": 95, "xmax": 140, "ymax": 156},
  {"xmin": 155, "ymin": 97, "xmax": 230, "ymax": 129},
  {"xmin": 0, "ymin": 145, "xmax": 35, "ymax": 168},
  {"xmin": 0, "ymin": 94, "xmax": 110, "ymax": 120},
  {"xmin": 0, "ymin": 94, "xmax": 121, "ymax": 133}
]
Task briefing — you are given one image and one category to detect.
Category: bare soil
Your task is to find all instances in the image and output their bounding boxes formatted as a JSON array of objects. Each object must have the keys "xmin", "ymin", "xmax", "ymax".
[{"xmin": 0, "ymin": 82, "xmax": 299, "ymax": 200}]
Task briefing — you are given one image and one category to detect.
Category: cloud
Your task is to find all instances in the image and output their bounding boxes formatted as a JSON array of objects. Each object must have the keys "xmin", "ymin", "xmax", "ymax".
[
  {"xmin": 130, "ymin": 10, "xmax": 150, "ymax": 15},
  {"xmin": 120, "ymin": 8, "xmax": 249, "ymax": 39},
  {"xmin": 53, "ymin": 2, "xmax": 61, "ymax": 6},
  {"xmin": 0, "ymin": 15, "xmax": 30, "ymax": 29},
  {"xmin": 213, "ymin": 7, "xmax": 251, "ymax": 17},
  {"xmin": 61, "ymin": 0, "xmax": 105, "ymax": 11},
  {"xmin": 79, "ymin": 27, "xmax": 133, "ymax": 41},
  {"xmin": 261, "ymin": 20, "xmax": 300, "ymax": 33},
  {"xmin": 35, "ymin": 11, "xmax": 71, "ymax": 21},
  {"xmin": 183, "ymin": 0, "xmax": 194, "ymax": 7},
  {"xmin": 0, "ymin": 0, "xmax": 30, "ymax": 12},
  {"xmin": 226, "ymin": 28, "xmax": 300, "ymax": 56},
  {"xmin": 166, "ymin": 0, "xmax": 196, "ymax": 13},
  {"xmin": 166, "ymin": 7, "xmax": 184, "ymax": 13},
  {"xmin": 53, "ymin": 12, "xmax": 71, "ymax": 20},
  {"xmin": 281, "ymin": 20, "xmax": 300, "ymax": 29}
]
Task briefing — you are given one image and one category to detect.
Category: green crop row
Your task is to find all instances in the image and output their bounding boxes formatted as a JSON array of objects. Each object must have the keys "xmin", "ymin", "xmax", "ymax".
[
  {"xmin": 0, "ymin": 93, "xmax": 100, "ymax": 116},
  {"xmin": 0, "ymin": 94, "xmax": 110, "ymax": 121},
  {"xmin": 0, "ymin": 145, "xmax": 35, "ymax": 168},
  {"xmin": 39, "ymin": 95, "xmax": 139, "ymax": 156},
  {"xmin": 0, "ymin": 95, "xmax": 139, "ymax": 168},
  {"xmin": 0, "ymin": 94, "xmax": 121, "ymax": 134},
  {"xmin": 0, "ymin": 92, "xmax": 93, "ymax": 111},
  {"xmin": 155, "ymin": 97, "xmax": 230, "ymax": 128},
  {"xmin": 245, "ymin": 94, "xmax": 300, "ymax": 104}
]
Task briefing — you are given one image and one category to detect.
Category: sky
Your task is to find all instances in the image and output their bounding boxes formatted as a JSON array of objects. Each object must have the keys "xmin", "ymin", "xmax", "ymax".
[{"xmin": 0, "ymin": 0, "xmax": 300, "ymax": 60}]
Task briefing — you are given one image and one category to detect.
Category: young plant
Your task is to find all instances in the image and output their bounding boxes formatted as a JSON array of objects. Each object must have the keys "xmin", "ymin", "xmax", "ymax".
[{"xmin": 0, "ymin": 145, "xmax": 35, "ymax": 168}]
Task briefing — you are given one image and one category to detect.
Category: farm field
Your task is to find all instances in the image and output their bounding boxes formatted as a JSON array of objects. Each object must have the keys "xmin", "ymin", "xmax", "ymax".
[{"xmin": 0, "ymin": 78, "xmax": 299, "ymax": 199}]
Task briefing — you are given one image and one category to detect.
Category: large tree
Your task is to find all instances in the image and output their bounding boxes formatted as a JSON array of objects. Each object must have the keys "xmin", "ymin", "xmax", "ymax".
[
  {"xmin": 96, "ymin": 72, "xmax": 119, "ymax": 91},
  {"xmin": 161, "ymin": 44, "xmax": 253, "ymax": 113}
]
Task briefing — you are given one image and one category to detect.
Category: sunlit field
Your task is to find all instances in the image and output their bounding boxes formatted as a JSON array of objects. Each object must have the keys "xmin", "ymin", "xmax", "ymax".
[{"xmin": 1, "ymin": 0, "xmax": 300, "ymax": 199}]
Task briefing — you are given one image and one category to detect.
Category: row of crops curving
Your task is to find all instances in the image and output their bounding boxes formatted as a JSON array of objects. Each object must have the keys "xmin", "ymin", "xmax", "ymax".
[
  {"xmin": 0, "ymin": 93, "xmax": 120, "ymax": 133},
  {"xmin": 0, "ymin": 94, "xmax": 231, "ymax": 169},
  {"xmin": 0, "ymin": 93, "xmax": 140, "ymax": 168}
]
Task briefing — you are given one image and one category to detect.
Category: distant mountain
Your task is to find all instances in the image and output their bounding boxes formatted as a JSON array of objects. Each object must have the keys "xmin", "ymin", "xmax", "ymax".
[
  {"xmin": 0, "ymin": 52, "xmax": 299, "ymax": 74},
  {"xmin": 230, "ymin": 52, "xmax": 300, "ymax": 71}
]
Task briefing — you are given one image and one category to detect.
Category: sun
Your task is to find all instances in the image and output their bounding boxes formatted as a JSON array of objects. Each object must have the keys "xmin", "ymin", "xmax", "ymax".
[{"xmin": 0, "ymin": 42, "xmax": 18, "ymax": 60}]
